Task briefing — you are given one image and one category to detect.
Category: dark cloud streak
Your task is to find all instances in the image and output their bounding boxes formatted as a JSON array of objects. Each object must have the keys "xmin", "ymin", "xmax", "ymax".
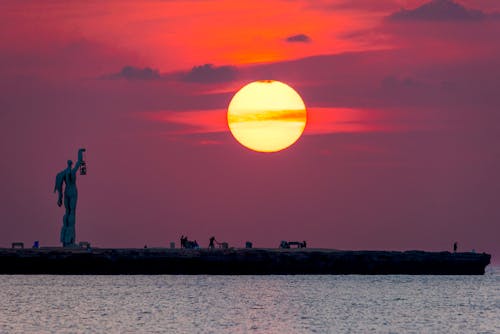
[
  {"xmin": 102, "ymin": 63, "xmax": 238, "ymax": 84},
  {"xmin": 106, "ymin": 66, "xmax": 162, "ymax": 80},
  {"xmin": 388, "ymin": 0, "xmax": 486, "ymax": 22},
  {"xmin": 181, "ymin": 64, "xmax": 238, "ymax": 84},
  {"xmin": 285, "ymin": 34, "xmax": 312, "ymax": 43}
]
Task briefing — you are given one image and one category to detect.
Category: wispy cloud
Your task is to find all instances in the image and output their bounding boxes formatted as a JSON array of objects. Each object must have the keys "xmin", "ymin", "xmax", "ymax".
[
  {"xmin": 228, "ymin": 110, "xmax": 306, "ymax": 123},
  {"xmin": 141, "ymin": 109, "xmax": 228, "ymax": 135},
  {"xmin": 139, "ymin": 107, "xmax": 430, "ymax": 140}
]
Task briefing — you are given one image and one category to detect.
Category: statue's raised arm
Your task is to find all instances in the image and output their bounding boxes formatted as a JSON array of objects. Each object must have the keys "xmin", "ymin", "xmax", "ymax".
[{"xmin": 72, "ymin": 148, "xmax": 86, "ymax": 173}]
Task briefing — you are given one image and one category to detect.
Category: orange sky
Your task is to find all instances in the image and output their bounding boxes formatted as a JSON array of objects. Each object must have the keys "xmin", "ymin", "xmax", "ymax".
[{"xmin": 0, "ymin": 0, "xmax": 394, "ymax": 70}]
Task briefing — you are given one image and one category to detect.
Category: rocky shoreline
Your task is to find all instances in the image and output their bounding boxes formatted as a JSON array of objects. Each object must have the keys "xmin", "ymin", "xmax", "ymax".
[{"xmin": 0, "ymin": 248, "xmax": 491, "ymax": 275}]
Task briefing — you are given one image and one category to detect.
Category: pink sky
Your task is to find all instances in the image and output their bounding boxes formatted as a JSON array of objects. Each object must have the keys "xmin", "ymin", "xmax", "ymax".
[{"xmin": 0, "ymin": 0, "xmax": 499, "ymax": 262}]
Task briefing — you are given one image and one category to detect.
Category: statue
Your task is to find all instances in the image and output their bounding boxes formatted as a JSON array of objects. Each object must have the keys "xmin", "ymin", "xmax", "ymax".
[{"xmin": 54, "ymin": 148, "xmax": 86, "ymax": 247}]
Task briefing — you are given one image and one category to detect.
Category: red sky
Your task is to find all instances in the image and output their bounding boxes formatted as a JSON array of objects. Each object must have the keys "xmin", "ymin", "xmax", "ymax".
[{"xmin": 0, "ymin": 0, "xmax": 499, "ymax": 262}]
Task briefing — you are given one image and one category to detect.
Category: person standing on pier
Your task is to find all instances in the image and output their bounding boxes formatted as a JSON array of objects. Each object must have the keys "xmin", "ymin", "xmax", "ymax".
[
  {"xmin": 209, "ymin": 236, "xmax": 217, "ymax": 249},
  {"xmin": 453, "ymin": 242, "xmax": 458, "ymax": 253},
  {"xmin": 54, "ymin": 148, "xmax": 86, "ymax": 247}
]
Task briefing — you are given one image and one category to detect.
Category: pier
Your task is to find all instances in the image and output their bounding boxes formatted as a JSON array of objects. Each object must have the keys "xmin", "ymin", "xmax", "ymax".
[{"xmin": 0, "ymin": 248, "xmax": 490, "ymax": 275}]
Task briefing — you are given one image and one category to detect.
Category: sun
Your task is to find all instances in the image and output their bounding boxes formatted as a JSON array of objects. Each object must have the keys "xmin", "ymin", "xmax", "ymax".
[{"xmin": 227, "ymin": 80, "xmax": 307, "ymax": 152}]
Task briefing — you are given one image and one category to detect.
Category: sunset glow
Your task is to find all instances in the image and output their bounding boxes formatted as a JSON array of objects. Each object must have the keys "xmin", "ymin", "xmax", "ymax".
[{"xmin": 0, "ymin": 0, "xmax": 498, "ymax": 263}]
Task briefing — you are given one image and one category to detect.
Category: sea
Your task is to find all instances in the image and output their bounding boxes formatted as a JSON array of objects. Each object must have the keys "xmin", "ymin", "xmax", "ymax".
[{"xmin": 0, "ymin": 267, "xmax": 498, "ymax": 333}]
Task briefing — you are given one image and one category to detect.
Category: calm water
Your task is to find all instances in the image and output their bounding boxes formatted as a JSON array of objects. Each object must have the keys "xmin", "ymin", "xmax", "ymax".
[{"xmin": 0, "ymin": 268, "xmax": 498, "ymax": 333}]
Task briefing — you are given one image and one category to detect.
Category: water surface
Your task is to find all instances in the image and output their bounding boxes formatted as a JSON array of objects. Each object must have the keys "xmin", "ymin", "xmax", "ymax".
[{"xmin": 0, "ymin": 268, "xmax": 498, "ymax": 333}]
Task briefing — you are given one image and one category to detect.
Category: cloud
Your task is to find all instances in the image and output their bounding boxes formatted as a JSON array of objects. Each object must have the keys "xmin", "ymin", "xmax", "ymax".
[
  {"xmin": 388, "ymin": 0, "xmax": 486, "ymax": 21},
  {"xmin": 285, "ymin": 34, "xmax": 312, "ymax": 43},
  {"xmin": 102, "ymin": 63, "xmax": 238, "ymax": 85},
  {"xmin": 106, "ymin": 66, "xmax": 162, "ymax": 80},
  {"xmin": 182, "ymin": 64, "xmax": 237, "ymax": 84}
]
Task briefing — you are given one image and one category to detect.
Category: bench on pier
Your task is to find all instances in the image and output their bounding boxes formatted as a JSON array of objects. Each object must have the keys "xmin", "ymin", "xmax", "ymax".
[
  {"xmin": 218, "ymin": 242, "xmax": 229, "ymax": 249},
  {"xmin": 11, "ymin": 242, "xmax": 24, "ymax": 249},
  {"xmin": 79, "ymin": 241, "xmax": 91, "ymax": 249},
  {"xmin": 280, "ymin": 241, "xmax": 307, "ymax": 249}
]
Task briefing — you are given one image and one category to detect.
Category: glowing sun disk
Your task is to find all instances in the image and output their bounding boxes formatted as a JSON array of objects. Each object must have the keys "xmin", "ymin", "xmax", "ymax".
[{"xmin": 227, "ymin": 81, "xmax": 307, "ymax": 152}]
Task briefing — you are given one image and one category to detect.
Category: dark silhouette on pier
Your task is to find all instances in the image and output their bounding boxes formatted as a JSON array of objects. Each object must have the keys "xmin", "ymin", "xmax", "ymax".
[
  {"xmin": 209, "ymin": 236, "xmax": 216, "ymax": 249},
  {"xmin": 280, "ymin": 240, "xmax": 307, "ymax": 248},
  {"xmin": 54, "ymin": 148, "xmax": 86, "ymax": 247},
  {"xmin": 180, "ymin": 236, "xmax": 199, "ymax": 249}
]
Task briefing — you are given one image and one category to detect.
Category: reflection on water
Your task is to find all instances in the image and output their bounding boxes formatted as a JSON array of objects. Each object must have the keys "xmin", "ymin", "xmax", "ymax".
[{"xmin": 0, "ymin": 268, "xmax": 499, "ymax": 333}]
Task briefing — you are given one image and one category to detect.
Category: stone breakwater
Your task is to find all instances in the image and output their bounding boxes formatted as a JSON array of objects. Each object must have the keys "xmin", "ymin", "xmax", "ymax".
[{"xmin": 0, "ymin": 248, "xmax": 490, "ymax": 275}]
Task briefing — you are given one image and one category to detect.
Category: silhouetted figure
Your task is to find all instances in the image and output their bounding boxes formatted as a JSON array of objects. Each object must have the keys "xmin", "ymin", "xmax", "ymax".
[
  {"xmin": 180, "ymin": 235, "xmax": 186, "ymax": 248},
  {"xmin": 209, "ymin": 236, "xmax": 216, "ymax": 249},
  {"xmin": 194, "ymin": 240, "xmax": 199, "ymax": 249},
  {"xmin": 302, "ymin": 240, "xmax": 307, "ymax": 248},
  {"xmin": 453, "ymin": 242, "xmax": 458, "ymax": 253},
  {"xmin": 182, "ymin": 236, "xmax": 190, "ymax": 248},
  {"xmin": 54, "ymin": 148, "xmax": 86, "ymax": 247}
]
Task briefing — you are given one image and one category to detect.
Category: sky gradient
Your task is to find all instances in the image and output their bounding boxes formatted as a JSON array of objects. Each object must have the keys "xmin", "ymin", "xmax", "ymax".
[{"xmin": 0, "ymin": 0, "xmax": 499, "ymax": 262}]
